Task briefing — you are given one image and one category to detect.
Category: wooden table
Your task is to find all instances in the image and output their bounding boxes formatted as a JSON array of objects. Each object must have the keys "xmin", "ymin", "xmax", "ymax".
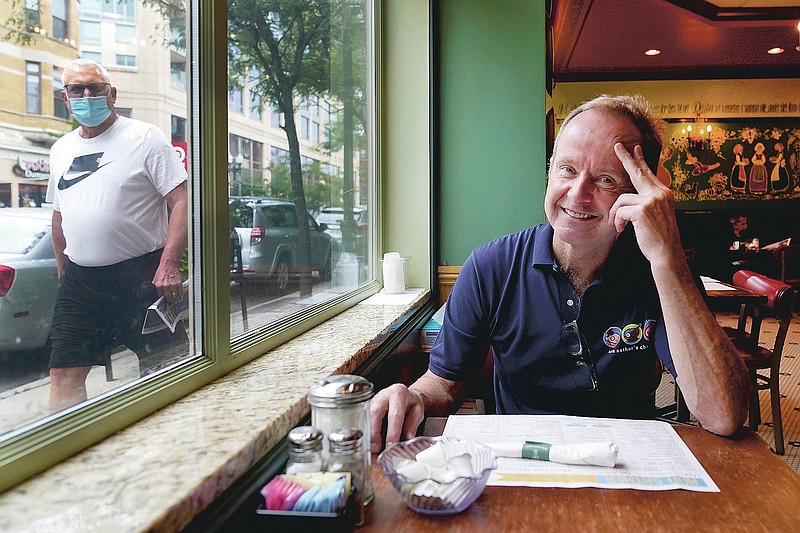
[
  {"xmin": 703, "ymin": 278, "xmax": 768, "ymax": 305},
  {"xmin": 361, "ymin": 420, "xmax": 800, "ymax": 532}
]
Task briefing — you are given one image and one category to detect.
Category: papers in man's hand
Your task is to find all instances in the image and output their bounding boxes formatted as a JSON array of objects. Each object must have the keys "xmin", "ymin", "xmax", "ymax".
[
  {"xmin": 141, "ymin": 281, "xmax": 189, "ymax": 334},
  {"xmin": 443, "ymin": 415, "xmax": 719, "ymax": 492}
]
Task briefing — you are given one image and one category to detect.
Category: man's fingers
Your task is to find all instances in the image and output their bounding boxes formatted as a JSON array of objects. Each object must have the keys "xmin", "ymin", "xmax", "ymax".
[
  {"xmin": 402, "ymin": 402, "xmax": 424, "ymax": 441},
  {"xmin": 369, "ymin": 394, "xmax": 390, "ymax": 452},
  {"xmin": 368, "ymin": 384, "xmax": 425, "ymax": 453},
  {"xmin": 614, "ymin": 143, "xmax": 658, "ymax": 194},
  {"xmin": 609, "ymin": 192, "xmax": 641, "ymax": 231},
  {"xmin": 384, "ymin": 394, "xmax": 411, "ymax": 447},
  {"xmin": 611, "ymin": 204, "xmax": 637, "ymax": 233}
]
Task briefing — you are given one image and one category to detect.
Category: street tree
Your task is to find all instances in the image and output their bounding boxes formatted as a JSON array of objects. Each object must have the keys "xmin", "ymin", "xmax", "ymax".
[{"xmin": 228, "ymin": 0, "xmax": 332, "ymax": 295}]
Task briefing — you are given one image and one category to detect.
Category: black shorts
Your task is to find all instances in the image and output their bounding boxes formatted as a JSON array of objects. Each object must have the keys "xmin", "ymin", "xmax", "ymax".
[{"xmin": 49, "ymin": 249, "xmax": 187, "ymax": 368}]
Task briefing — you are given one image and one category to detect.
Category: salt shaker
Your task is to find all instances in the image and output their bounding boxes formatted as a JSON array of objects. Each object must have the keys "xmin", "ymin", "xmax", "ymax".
[
  {"xmin": 327, "ymin": 427, "xmax": 366, "ymax": 526},
  {"xmin": 308, "ymin": 374, "xmax": 375, "ymax": 504},
  {"xmin": 286, "ymin": 426, "xmax": 325, "ymax": 474}
]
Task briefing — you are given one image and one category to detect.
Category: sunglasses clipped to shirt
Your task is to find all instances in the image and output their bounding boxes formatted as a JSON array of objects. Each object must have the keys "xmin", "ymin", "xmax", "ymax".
[
  {"xmin": 63, "ymin": 83, "xmax": 111, "ymax": 97},
  {"xmin": 562, "ymin": 319, "xmax": 598, "ymax": 391}
]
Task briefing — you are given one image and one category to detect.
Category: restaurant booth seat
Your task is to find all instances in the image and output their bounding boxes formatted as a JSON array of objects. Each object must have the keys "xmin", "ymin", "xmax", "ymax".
[{"xmin": 724, "ymin": 270, "xmax": 797, "ymax": 455}]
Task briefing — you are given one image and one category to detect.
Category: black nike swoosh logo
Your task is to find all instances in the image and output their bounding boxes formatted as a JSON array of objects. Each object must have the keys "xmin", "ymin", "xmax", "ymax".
[{"xmin": 58, "ymin": 161, "xmax": 112, "ymax": 190}]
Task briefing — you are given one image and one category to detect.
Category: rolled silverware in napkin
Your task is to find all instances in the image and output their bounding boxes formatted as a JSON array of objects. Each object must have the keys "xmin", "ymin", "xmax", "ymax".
[{"xmin": 485, "ymin": 440, "xmax": 618, "ymax": 467}]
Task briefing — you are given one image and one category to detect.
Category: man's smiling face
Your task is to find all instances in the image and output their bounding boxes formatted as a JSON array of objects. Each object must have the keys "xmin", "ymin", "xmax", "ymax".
[{"xmin": 545, "ymin": 108, "xmax": 642, "ymax": 251}]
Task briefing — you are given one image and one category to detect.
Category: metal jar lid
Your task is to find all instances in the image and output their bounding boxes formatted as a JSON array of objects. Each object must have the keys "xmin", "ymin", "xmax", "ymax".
[
  {"xmin": 287, "ymin": 426, "xmax": 324, "ymax": 452},
  {"xmin": 328, "ymin": 427, "xmax": 364, "ymax": 454},
  {"xmin": 307, "ymin": 374, "xmax": 374, "ymax": 407}
]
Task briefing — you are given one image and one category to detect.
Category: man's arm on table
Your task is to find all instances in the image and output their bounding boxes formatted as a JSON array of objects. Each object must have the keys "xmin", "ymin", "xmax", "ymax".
[
  {"xmin": 611, "ymin": 144, "xmax": 749, "ymax": 436},
  {"xmin": 653, "ymin": 257, "xmax": 749, "ymax": 435},
  {"xmin": 370, "ymin": 370, "xmax": 468, "ymax": 452}
]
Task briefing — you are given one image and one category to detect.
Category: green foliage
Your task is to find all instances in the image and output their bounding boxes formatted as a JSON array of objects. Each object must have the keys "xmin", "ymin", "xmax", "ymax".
[
  {"xmin": 2, "ymin": 0, "xmax": 38, "ymax": 45},
  {"xmin": 227, "ymin": 0, "xmax": 331, "ymax": 106},
  {"xmin": 268, "ymin": 162, "xmax": 293, "ymax": 199},
  {"xmin": 140, "ymin": 1, "xmax": 188, "ymax": 49},
  {"xmin": 269, "ymin": 160, "xmax": 343, "ymax": 214},
  {"xmin": 325, "ymin": 2, "xmax": 367, "ymax": 154}
]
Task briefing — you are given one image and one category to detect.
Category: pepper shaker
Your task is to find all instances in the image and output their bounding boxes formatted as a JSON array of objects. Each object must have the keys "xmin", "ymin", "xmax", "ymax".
[
  {"xmin": 286, "ymin": 426, "xmax": 325, "ymax": 474},
  {"xmin": 328, "ymin": 427, "xmax": 366, "ymax": 526}
]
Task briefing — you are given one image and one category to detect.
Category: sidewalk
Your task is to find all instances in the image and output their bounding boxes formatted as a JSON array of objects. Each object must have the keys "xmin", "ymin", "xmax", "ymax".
[
  {"xmin": 0, "ymin": 281, "xmax": 354, "ymax": 435},
  {"xmin": 0, "ymin": 349, "xmax": 141, "ymax": 435}
]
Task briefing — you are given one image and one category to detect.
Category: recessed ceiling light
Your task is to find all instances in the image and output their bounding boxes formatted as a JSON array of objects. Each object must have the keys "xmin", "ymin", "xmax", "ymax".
[
  {"xmin": 644, "ymin": 49, "xmax": 661, "ymax": 56},
  {"xmin": 768, "ymin": 47, "xmax": 784, "ymax": 54}
]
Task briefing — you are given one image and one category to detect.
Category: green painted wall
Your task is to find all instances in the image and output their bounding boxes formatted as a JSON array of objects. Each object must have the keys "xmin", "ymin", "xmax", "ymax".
[{"xmin": 437, "ymin": 0, "xmax": 547, "ymax": 266}]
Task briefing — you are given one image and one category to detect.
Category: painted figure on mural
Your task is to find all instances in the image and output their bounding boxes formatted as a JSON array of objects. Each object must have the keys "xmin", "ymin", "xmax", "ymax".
[
  {"xmin": 748, "ymin": 142, "xmax": 768, "ymax": 193},
  {"xmin": 769, "ymin": 142, "xmax": 790, "ymax": 193},
  {"xmin": 730, "ymin": 143, "xmax": 747, "ymax": 193},
  {"xmin": 656, "ymin": 145, "xmax": 673, "ymax": 186},
  {"xmin": 685, "ymin": 150, "xmax": 720, "ymax": 177}
]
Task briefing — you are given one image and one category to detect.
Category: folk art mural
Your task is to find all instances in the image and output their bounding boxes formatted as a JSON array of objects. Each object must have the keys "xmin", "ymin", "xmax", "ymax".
[{"xmin": 659, "ymin": 119, "xmax": 800, "ymax": 208}]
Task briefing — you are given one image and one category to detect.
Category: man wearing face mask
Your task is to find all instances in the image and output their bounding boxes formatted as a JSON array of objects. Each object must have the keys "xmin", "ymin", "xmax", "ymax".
[{"xmin": 45, "ymin": 59, "xmax": 188, "ymax": 411}]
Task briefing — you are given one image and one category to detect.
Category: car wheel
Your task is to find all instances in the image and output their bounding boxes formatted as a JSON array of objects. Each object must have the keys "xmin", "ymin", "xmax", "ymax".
[{"xmin": 274, "ymin": 255, "xmax": 292, "ymax": 291}]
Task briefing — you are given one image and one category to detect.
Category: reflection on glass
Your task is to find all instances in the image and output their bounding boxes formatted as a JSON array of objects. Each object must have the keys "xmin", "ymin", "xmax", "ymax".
[
  {"xmin": 228, "ymin": 0, "xmax": 372, "ymax": 337},
  {"xmin": 0, "ymin": 2, "xmax": 194, "ymax": 435}
]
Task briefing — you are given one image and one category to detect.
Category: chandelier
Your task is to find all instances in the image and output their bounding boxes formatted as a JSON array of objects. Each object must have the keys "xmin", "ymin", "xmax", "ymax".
[{"xmin": 681, "ymin": 113, "xmax": 712, "ymax": 150}]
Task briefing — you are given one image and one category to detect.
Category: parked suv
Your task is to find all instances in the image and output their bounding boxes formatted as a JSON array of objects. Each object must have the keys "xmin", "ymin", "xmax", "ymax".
[{"xmin": 229, "ymin": 197, "xmax": 332, "ymax": 288}]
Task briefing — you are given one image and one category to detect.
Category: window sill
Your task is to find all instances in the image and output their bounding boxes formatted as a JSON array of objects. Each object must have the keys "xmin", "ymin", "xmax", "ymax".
[{"xmin": 0, "ymin": 289, "xmax": 430, "ymax": 532}]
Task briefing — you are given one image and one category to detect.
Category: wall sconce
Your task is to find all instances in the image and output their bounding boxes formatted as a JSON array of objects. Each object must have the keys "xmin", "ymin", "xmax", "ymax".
[
  {"xmin": 796, "ymin": 20, "xmax": 800, "ymax": 52},
  {"xmin": 681, "ymin": 113, "xmax": 712, "ymax": 150}
]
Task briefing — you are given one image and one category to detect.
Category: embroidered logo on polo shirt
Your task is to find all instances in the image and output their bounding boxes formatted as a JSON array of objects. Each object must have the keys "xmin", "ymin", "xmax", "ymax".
[
  {"xmin": 603, "ymin": 319, "xmax": 656, "ymax": 352},
  {"xmin": 622, "ymin": 323, "xmax": 642, "ymax": 345},
  {"xmin": 603, "ymin": 327, "xmax": 622, "ymax": 348},
  {"xmin": 643, "ymin": 319, "xmax": 656, "ymax": 340}
]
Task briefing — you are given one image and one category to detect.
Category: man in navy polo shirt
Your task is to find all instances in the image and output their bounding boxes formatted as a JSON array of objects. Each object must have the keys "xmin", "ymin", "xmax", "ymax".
[{"xmin": 370, "ymin": 95, "xmax": 749, "ymax": 452}]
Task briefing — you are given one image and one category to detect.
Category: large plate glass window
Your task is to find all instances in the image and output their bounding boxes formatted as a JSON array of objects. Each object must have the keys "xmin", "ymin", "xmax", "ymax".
[
  {"xmin": 0, "ymin": 0, "xmax": 195, "ymax": 446},
  {"xmin": 227, "ymin": 0, "xmax": 373, "ymax": 338}
]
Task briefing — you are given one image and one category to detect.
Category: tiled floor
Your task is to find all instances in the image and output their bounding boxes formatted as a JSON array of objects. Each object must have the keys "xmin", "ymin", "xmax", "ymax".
[{"xmin": 656, "ymin": 311, "xmax": 800, "ymax": 475}]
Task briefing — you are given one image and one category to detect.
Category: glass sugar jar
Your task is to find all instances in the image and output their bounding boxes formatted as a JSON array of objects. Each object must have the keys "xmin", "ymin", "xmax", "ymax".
[
  {"xmin": 327, "ymin": 427, "xmax": 366, "ymax": 526},
  {"xmin": 308, "ymin": 374, "xmax": 374, "ymax": 504},
  {"xmin": 285, "ymin": 426, "xmax": 325, "ymax": 474}
]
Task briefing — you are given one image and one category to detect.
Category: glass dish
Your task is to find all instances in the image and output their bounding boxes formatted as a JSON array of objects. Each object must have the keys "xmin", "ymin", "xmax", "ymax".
[{"xmin": 377, "ymin": 436, "xmax": 497, "ymax": 516}]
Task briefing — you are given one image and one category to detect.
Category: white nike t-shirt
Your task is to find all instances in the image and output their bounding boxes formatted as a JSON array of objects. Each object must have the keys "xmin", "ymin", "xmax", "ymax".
[{"xmin": 46, "ymin": 116, "xmax": 187, "ymax": 267}]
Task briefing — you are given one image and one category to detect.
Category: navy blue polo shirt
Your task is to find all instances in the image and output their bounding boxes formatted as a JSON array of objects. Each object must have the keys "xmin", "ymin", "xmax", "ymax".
[{"xmin": 429, "ymin": 223, "xmax": 675, "ymax": 419}]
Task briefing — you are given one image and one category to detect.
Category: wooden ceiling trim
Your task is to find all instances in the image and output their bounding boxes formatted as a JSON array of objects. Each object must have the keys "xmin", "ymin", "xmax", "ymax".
[
  {"xmin": 556, "ymin": 65, "xmax": 800, "ymax": 82},
  {"xmin": 551, "ymin": 0, "xmax": 595, "ymax": 72},
  {"xmin": 669, "ymin": 0, "xmax": 800, "ymax": 21}
]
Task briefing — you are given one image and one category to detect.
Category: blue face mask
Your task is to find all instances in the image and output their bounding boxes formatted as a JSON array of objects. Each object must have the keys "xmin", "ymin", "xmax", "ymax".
[{"xmin": 69, "ymin": 96, "xmax": 112, "ymax": 127}]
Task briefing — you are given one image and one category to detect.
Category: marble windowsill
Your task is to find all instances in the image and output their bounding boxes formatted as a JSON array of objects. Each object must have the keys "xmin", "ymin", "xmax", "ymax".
[{"xmin": 0, "ymin": 289, "xmax": 429, "ymax": 533}]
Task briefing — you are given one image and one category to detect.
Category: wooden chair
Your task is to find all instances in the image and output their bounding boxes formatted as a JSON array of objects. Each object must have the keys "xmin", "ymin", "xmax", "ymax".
[
  {"xmin": 771, "ymin": 244, "xmax": 800, "ymax": 289},
  {"xmin": 725, "ymin": 270, "xmax": 797, "ymax": 455}
]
